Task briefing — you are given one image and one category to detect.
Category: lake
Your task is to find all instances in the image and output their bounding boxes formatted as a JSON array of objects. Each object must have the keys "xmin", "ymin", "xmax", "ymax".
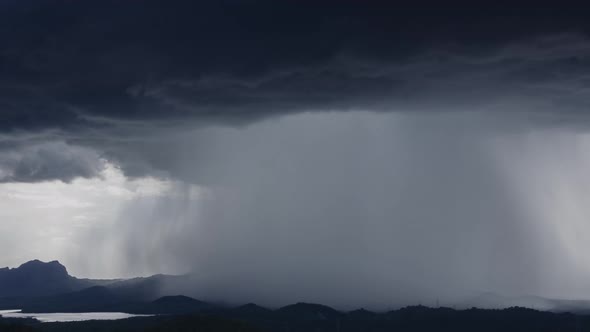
[{"xmin": 0, "ymin": 309, "xmax": 151, "ymax": 322}]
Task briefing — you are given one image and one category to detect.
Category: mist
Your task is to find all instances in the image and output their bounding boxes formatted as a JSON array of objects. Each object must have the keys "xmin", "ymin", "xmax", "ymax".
[{"xmin": 69, "ymin": 111, "xmax": 589, "ymax": 309}]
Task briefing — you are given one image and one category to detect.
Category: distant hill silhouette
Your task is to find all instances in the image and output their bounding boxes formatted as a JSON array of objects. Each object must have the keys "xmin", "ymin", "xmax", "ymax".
[
  {"xmin": 277, "ymin": 302, "xmax": 343, "ymax": 321},
  {"xmin": 3, "ymin": 259, "xmax": 590, "ymax": 323},
  {"xmin": 103, "ymin": 274, "xmax": 190, "ymax": 302},
  {"xmin": 346, "ymin": 308, "xmax": 377, "ymax": 320},
  {"xmin": 462, "ymin": 291, "xmax": 590, "ymax": 314},
  {"xmin": 12, "ymin": 285, "xmax": 205, "ymax": 314},
  {"xmin": 20, "ymin": 286, "xmax": 128, "ymax": 313},
  {"xmin": 0, "ymin": 260, "xmax": 192, "ymax": 313},
  {"xmin": 0, "ymin": 260, "xmax": 99, "ymax": 298},
  {"xmin": 230, "ymin": 303, "xmax": 273, "ymax": 318},
  {"xmin": 137, "ymin": 295, "xmax": 212, "ymax": 314}
]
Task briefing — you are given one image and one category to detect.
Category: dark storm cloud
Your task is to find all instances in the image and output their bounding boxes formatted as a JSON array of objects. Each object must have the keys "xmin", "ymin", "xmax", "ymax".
[
  {"xmin": 1, "ymin": 1, "xmax": 590, "ymax": 132},
  {"xmin": 2, "ymin": 1, "xmax": 590, "ymax": 183},
  {"xmin": 0, "ymin": 141, "xmax": 105, "ymax": 182}
]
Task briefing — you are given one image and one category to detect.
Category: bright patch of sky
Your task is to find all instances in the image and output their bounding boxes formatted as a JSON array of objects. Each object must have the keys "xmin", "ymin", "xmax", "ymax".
[{"xmin": 0, "ymin": 162, "xmax": 173, "ymax": 278}]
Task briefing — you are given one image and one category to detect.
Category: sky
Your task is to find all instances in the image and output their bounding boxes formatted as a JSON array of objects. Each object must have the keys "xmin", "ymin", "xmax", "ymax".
[{"xmin": 2, "ymin": 1, "xmax": 590, "ymax": 309}]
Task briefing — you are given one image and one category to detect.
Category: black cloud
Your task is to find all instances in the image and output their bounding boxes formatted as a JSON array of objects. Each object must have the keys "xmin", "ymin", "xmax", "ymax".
[
  {"xmin": 1, "ymin": 1, "xmax": 590, "ymax": 131},
  {"xmin": 2, "ymin": 1, "xmax": 590, "ymax": 182}
]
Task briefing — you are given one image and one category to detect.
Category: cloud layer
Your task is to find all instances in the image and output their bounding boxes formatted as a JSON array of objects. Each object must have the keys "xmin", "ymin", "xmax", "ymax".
[
  {"xmin": 0, "ymin": 142, "xmax": 105, "ymax": 182},
  {"xmin": 1, "ymin": 2, "xmax": 590, "ymax": 182},
  {"xmin": 0, "ymin": 2, "xmax": 589, "ymax": 131}
]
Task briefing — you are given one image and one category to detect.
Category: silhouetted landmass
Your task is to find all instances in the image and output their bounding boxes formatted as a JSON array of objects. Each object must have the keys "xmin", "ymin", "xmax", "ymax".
[
  {"xmin": 3, "ymin": 260, "xmax": 590, "ymax": 331},
  {"xmin": 13, "ymin": 289, "xmax": 212, "ymax": 315},
  {"xmin": 20, "ymin": 286, "xmax": 133, "ymax": 313},
  {"xmin": 3, "ymin": 305, "xmax": 590, "ymax": 332},
  {"xmin": 228, "ymin": 303, "xmax": 274, "ymax": 320},
  {"xmin": 134, "ymin": 295, "xmax": 212, "ymax": 314},
  {"xmin": 346, "ymin": 308, "xmax": 378, "ymax": 320},
  {"xmin": 277, "ymin": 302, "xmax": 342, "ymax": 319},
  {"xmin": 462, "ymin": 291, "xmax": 590, "ymax": 313},
  {"xmin": 0, "ymin": 317, "xmax": 38, "ymax": 332},
  {"xmin": 0, "ymin": 260, "xmax": 102, "ymax": 298},
  {"xmin": 141, "ymin": 315, "xmax": 262, "ymax": 332},
  {"xmin": 5, "ymin": 260, "xmax": 590, "ymax": 315},
  {"xmin": 0, "ymin": 261, "xmax": 187, "ymax": 303},
  {"xmin": 104, "ymin": 274, "xmax": 181, "ymax": 302},
  {"xmin": 0, "ymin": 260, "xmax": 189, "ymax": 313}
]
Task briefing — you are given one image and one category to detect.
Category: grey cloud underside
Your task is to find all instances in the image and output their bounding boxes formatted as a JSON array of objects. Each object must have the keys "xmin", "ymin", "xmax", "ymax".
[
  {"xmin": 2, "ymin": 1, "xmax": 590, "ymax": 182},
  {"xmin": 0, "ymin": 142, "xmax": 105, "ymax": 183},
  {"xmin": 1, "ymin": 2, "xmax": 590, "ymax": 132}
]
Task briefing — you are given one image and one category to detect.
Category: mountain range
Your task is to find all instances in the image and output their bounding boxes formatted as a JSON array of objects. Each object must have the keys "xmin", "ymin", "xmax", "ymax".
[
  {"xmin": 2, "ymin": 260, "xmax": 590, "ymax": 316},
  {"xmin": 0, "ymin": 260, "xmax": 195, "ymax": 314},
  {"xmin": 3, "ymin": 261, "xmax": 590, "ymax": 331},
  {"xmin": 0, "ymin": 260, "xmax": 104, "ymax": 298}
]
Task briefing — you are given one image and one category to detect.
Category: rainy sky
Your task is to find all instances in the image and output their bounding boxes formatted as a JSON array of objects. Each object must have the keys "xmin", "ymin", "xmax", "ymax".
[{"xmin": 2, "ymin": 1, "xmax": 590, "ymax": 309}]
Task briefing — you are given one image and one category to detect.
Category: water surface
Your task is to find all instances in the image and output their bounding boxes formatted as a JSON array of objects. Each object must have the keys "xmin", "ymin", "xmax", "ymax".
[{"xmin": 0, "ymin": 309, "xmax": 150, "ymax": 322}]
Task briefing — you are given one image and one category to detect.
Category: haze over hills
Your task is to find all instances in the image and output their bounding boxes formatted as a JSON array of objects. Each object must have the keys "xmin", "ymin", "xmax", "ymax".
[
  {"xmin": 0, "ymin": 260, "xmax": 191, "ymax": 313},
  {"xmin": 3, "ymin": 260, "xmax": 590, "ymax": 331},
  {"xmin": 2, "ymin": 260, "xmax": 590, "ymax": 315}
]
